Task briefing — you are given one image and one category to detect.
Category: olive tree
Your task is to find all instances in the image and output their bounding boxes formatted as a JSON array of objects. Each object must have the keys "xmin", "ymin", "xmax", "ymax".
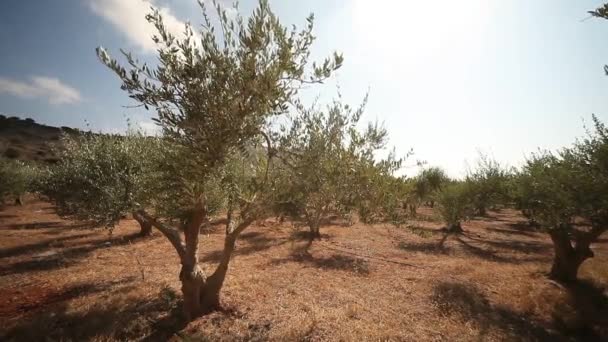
[
  {"xmin": 421, "ymin": 167, "xmax": 448, "ymax": 208},
  {"xmin": 0, "ymin": 158, "xmax": 40, "ymax": 206},
  {"xmin": 464, "ymin": 154, "xmax": 511, "ymax": 216},
  {"xmin": 353, "ymin": 161, "xmax": 408, "ymax": 225},
  {"xmin": 516, "ymin": 116, "xmax": 608, "ymax": 282},
  {"xmin": 275, "ymin": 96, "xmax": 394, "ymax": 237},
  {"xmin": 436, "ymin": 182, "xmax": 473, "ymax": 233},
  {"xmin": 404, "ymin": 166, "xmax": 448, "ymax": 216},
  {"xmin": 92, "ymin": 0, "xmax": 341, "ymax": 318},
  {"xmin": 40, "ymin": 131, "xmax": 165, "ymax": 236}
]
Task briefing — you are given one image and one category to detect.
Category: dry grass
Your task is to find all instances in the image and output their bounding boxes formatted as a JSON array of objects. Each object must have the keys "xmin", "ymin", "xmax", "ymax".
[{"xmin": 0, "ymin": 200, "xmax": 606, "ymax": 341}]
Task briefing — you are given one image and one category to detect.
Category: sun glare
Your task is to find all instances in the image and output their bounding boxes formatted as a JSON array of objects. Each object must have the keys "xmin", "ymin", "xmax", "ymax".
[{"xmin": 353, "ymin": 0, "xmax": 491, "ymax": 66}]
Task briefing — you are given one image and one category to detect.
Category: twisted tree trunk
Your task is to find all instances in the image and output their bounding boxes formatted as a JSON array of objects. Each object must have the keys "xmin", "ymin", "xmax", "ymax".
[
  {"xmin": 132, "ymin": 212, "xmax": 152, "ymax": 237},
  {"xmin": 446, "ymin": 222, "xmax": 463, "ymax": 234},
  {"xmin": 138, "ymin": 200, "xmax": 256, "ymax": 320},
  {"xmin": 549, "ymin": 229, "xmax": 594, "ymax": 283}
]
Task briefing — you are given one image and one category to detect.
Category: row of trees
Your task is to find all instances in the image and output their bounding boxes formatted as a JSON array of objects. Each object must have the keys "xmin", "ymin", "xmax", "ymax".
[
  {"xmin": 2, "ymin": 0, "xmax": 606, "ymax": 320},
  {"xmin": 428, "ymin": 119, "xmax": 608, "ymax": 283}
]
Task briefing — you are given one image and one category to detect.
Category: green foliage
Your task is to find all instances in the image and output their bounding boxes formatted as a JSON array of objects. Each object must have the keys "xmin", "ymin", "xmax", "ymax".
[
  {"xmin": 96, "ymin": 0, "xmax": 342, "ymax": 222},
  {"xmin": 436, "ymin": 182, "xmax": 473, "ymax": 226},
  {"xmin": 411, "ymin": 166, "xmax": 449, "ymax": 206},
  {"xmin": 590, "ymin": 5, "xmax": 608, "ymax": 75},
  {"xmin": 274, "ymin": 95, "xmax": 403, "ymax": 229},
  {"xmin": 39, "ymin": 131, "xmax": 168, "ymax": 227},
  {"xmin": 516, "ymin": 115, "xmax": 608, "ymax": 232},
  {"xmin": 590, "ymin": 4, "xmax": 608, "ymax": 20},
  {"xmin": 0, "ymin": 158, "xmax": 40, "ymax": 203},
  {"xmin": 351, "ymin": 152, "xmax": 407, "ymax": 225},
  {"xmin": 464, "ymin": 154, "xmax": 512, "ymax": 216}
]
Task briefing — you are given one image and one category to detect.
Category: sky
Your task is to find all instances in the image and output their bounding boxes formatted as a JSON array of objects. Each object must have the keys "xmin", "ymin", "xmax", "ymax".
[{"xmin": 1, "ymin": 0, "xmax": 608, "ymax": 177}]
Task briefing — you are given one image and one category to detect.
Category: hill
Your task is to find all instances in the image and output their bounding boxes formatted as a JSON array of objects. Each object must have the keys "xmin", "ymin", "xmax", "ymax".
[{"xmin": 0, "ymin": 115, "xmax": 76, "ymax": 163}]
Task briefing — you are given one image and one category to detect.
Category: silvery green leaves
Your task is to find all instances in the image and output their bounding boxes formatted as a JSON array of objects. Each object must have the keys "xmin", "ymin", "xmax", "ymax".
[
  {"xmin": 95, "ymin": 0, "xmax": 342, "ymax": 223},
  {"xmin": 40, "ymin": 132, "xmax": 166, "ymax": 228},
  {"xmin": 0, "ymin": 158, "xmax": 40, "ymax": 203},
  {"xmin": 516, "ymin": 115, "xmax": 608, "ymax": 237}
]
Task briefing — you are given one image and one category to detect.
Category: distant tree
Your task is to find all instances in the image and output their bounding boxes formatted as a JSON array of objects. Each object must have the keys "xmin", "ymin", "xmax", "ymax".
[
  {"xmin": 275, "ymin": 96, "xmax": 399, "ymax": 237},
  {"xmin": 436, "ymin": 182, "xmax": 473, "ymax": 233},
  {"xmin": 0, "ymin": 158, "xmax": 40, "ymax": 205},
  {"xmin": 406, "ymin": 166, "xmax": 448, "ymax": 215},
  {"xmin": 344, "ymin": 145, "xmax": 406, "ymax": 225},
  {"xmin": 422, "ymin": 167, "xmax": 449, "ymax": 208},
  {"xmin": 91, "ymin": 0, "xmax": 341, "ymax": 319},
  {"xmin": 464, "ymin": 154, "xmax": 511, "ymax": 216},
  {"xmin": 516, "ymin": 116, "xmax": 608, "ymax": 282}
]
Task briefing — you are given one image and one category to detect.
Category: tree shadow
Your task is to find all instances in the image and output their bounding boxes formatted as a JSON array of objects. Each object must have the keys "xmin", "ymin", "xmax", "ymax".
[
  {"xmin": 431, "ymin": 281, "xmax": 557, "ymax": 340},
  {"xmin": 464, "ymin": 234, "xmax": 551, "ymax": 254},
  {"xmin": 0, "ymin": 233, "xmax": 144, "ymax": 277},
  {"xmin": 0, "ymin": 233, "xmax": 93, "ymax": 259},
  {"xmin": 552, "ymin": 280, "xmax": 608, "ymax": 340},
  {"xmin": 486, "ymin": 226, "xmax": 538, "ymax": 238},
  {"xmin": 0, "ymin": 278, "xmax": 136, "ymax": 319},
  {"xmin": 289, "ymin": 230, "xmax": 332, "ymax": 241},
  {"xmin": 270, "ymin": 252, "xmax": 370, "ymax": 275},
  {"xmin": 454, "ymin": 236, "xmax": 517, "ymax": 263},
  {"xmin": 200, "ymin": 232, "xmax": 288, "ymax": 263},
  {"xmin": 506, "ymin": 222, "xmax": 541, "ymax": 235},
  {"xmin": 398, "ymin": 232, "xmax": 549, "ymax": 264},
  {"xmin": 3, "ymin": 221, "xmax": 91, "ymax": 231},
  {"xmin": 398, "ymin": 241, "xmax": 450, "ymax": 254},
  {"xmin": 1, "ymin": 285, "xmax": 186, "ymax": 341}
]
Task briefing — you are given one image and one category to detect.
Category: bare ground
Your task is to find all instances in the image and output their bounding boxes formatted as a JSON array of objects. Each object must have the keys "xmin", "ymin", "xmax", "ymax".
[{"xmin": 0, "ymin": 200, "xmax": 606, "ymax": 341}]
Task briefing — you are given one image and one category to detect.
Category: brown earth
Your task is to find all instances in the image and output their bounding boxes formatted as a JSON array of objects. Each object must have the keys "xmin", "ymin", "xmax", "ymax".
[{"xmin": 0, "ymin": 199, "xmax": 606, "ymax": 341}]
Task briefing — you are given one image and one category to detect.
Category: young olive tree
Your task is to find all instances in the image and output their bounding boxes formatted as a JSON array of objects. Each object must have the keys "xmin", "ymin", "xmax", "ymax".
[
  {"xmin": 353, "ymin": 160, "xmax": 408, "ymax": 225},
  {"xmin": 93, "ymin": 0, "xmax": 342, "ymax": 318},
  {"xmin": 517, "ymin": 116, "xmax": 608, "ymax": 282},
  {"xmin": 421, "ymin": 167, "xmax": 448, "ymax": 208},
  {"xmin": 275, "ymin": 96, "xmax": 392, "ymax": 238},
  {"xmin": 404, "ymin": 166, "xmax": 448, "ymax": 216},
  {"xmin": 436, "ymin": 182, "xmax": 473, "ymax": 233},
  {"xmin": 464, "ymin": 154, "xmax": 511, "ymax": 216},
  {"xmin": 40, "ymin": 132, "xmax": 165, "ymax": 236},
  {"xmin": 410, "ymin": 166, "xmax": 448, "ymax": 212},
  {"xmin": 0, "ymin": 158, "xmax": 40, "ymax": 206}
]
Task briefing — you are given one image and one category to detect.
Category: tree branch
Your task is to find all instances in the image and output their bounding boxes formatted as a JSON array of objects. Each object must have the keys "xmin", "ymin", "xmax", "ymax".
[{"xmin": 136, "ymin": 209, "xmax": 186, "ymax": 261}]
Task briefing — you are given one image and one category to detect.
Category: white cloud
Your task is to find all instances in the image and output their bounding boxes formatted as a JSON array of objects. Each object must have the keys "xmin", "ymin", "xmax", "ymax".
[
  {"xmin": 89, "ymin": 0, "xmax": 198, "ymax": 53},
  {"xmin": 0, "ymin": 76, "xmax": 82, "ymax": 105}
]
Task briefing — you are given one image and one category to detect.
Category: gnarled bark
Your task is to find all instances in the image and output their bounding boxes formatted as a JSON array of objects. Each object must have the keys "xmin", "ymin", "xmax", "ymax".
[
  {"xmin": 139, "ymin": 199, "xmax": 257, "ymax": 320},
  {"xmin": 549, "ymin": 229, "xmax": 594, "ymax": 283},
  {"xmin": 132, "ymin": 212, "xmax": 152, "ymax": 236},
  {"xmin": 445, "ymin": 222, "xmax": 463, "ymax": 234}
]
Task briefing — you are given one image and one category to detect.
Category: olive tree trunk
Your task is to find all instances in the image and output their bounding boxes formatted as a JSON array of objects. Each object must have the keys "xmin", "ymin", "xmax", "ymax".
[
  {"xmin": 446, "ymin": 222, "xmax": 463, "ymax": 234},
  {"xmin": 138, "ymin": 200, "xmax": 255, "ymax": 321},
  {"xmin": 548, "ymin": 229, "xmax": 596, "ymax": 283},
  {"xmin": 132, "ymin": 212, "xmax": 152, "ymax": 237},
  {"xmin": 305, "ymin": 206, "xmax": 327, "ymax": 241}
]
